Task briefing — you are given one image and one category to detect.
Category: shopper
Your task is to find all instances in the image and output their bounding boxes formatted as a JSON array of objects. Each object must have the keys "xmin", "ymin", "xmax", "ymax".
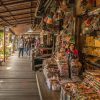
[
  {"xmin": 34, "ymin": 37, "xmax": 40, "ymax": 50},
  {"xmin": 34, "ymin": 37, "xmax": 40, "ymax": 56},
  {"xmin": 18, "ymin": 36, "xmax": 24, "ymax": 57},
  {"xmin": 31, "ymin": 37, "xmax": 35, "ymax": 48},
  {"xmin": 24, "ymin": 39, "xmax": 28, "ymax": 55},
  {"xmin": 26, "ymin": 38, "xmax": 32, "ymax": 56}
]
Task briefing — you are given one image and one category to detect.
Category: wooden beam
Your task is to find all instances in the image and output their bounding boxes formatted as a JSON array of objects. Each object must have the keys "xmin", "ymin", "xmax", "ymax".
[
  {"xmin": 2, "ymin": 12, "xmax": 35, "ymax": 18},
  {"xmin": 6, "ymin": 17, "xmax": 32, "ymax": 21},
  {"xmin": 17, "ymin": 20, "xmax": 31, "ymax": 23},
  {"xmin": 14, "ymin": 19, "xmax": 32, "ymax": 22},
  {"xmin": 0, "ymin": 0, "xmax": 37, "ymax": 6},
  {"xmin": 45, "ymin": 0, "xmax": 53, "ymax": 12},
  {"xmin": 0, "ymin": 7, "xmax": 36, "ymax": 14},
  {"xmin": 18, "ymin": 21, "xmax": 31, "ymax": 24},
  {"xmin": 0, "ymin": 16, "xmax": 11, "ymax": 25},
  {"xmin": 9, "ymin": 28, "xmax": 15, "ymax": 35},
  {"xmin": 11, "ymin": 21, "xmax": 32, "ymax": 25},
  {"xmin": 0, "ymin": 17, "xmax": 35, "ymax": 26},
  {"xmin": 0, "ymin": 0, "xmax": 17, "ymax": 24},
  {"xmin": 31, "ymin": 1, "xmax": 33, "ymax": 24},
  {"xmin": 35, "ymin": 0, "xmax": 45, "ymax": 17},
  {"xmin": 37, "ymin": 0, "xmax": 41, "ymax": 5}
]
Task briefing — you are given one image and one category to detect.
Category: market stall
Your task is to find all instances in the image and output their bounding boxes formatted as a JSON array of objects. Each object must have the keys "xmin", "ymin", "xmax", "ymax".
[
  {"xmin": 60, "ymin": 70, "xmax": 100, "ymax": 100},
  {"xmin": 36, "ymin": 0, "xmax": 100, "ymax": 99},
  {"xmin": 81, "ymin": 9, "xmax": 100, "ymax": 69},
  {"xmin": 75, "ymin": 0, "xmax": 100, "ymax": 69}
]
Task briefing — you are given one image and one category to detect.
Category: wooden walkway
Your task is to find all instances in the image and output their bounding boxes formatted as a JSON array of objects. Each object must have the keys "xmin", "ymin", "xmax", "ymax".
[
  {"xmin": 0, "ymin": 53, "xmax": 40, "ymax": 100},
  {"xmin": 36, "ymin": 71, "xmax": 60, "ymax": 100}
]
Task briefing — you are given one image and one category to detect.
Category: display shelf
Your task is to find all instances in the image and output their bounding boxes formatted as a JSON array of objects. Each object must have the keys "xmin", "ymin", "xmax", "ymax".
[
  {"xmin": 88, "ymin": 6, "xmax": 100, "ymax": 15},
  {"xmin": 80, "ymin": 5, "xmax": 100, "ymax": 69},
  {"xmin": 83, "ymin": 53, "xmax": 100, "ymax": 59},
  {"xmin": 84, "ymin": 46, "xmax": 100, "ymax": 48},
  {"xmin": 83, "ymin": 70, "xmax": 100, "ymax": 96},
  {"xmin": 85, "ymin": 60, "xmax": 100, "ymax": 68}
]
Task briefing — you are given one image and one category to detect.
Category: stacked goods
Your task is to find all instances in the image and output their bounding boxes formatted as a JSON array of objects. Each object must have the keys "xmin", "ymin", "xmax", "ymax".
[
  {"xmin": 55, "ymin": 50, "xmax": 82, "ymax": 78},
  {"xmin": 81, "ymin": 13, "xmax": 100, "ymax": 59},
  {"xmin": 75, "ymin": 83, "xmax": 100, "ymax": 100},
  {"xmin": 95, "ymin": 39, "xmax": 100, "ymax": 47},
  {"xmin": 85, "ymin": 36, "xmax": 95, "ymax": 46},
  {"xmin": 49, "ymin": 76, "xmax": 60, "ymax": 91},
  {"xmin": 93, "ymin": 48, "xmax": 100, "ymax": 56},
  {"xmin": 43, "ymin": 50, "xmax": 82, "ymax": 91},
  {"xmin": 82, "ymin": 15, "xmax": 100, "ymax": 35},
  {"xmin": 60, "ymin": 81, "xmax": 100, "ymax": 100},
  {"xmin": 56, "ymin": 57, "xmax": 68, "ymax": 77},
  {"xmin": 55, "ymin": 51, "xmax": 69, "ymax": 77},
  {"xmin": 70, "ymin": 59, "xmax": 82, "ymax": 76},
  {"xmin": 84, "ymin": 36, "xmax": 100, "ymax": 56},
  {"xmin": 83, "ymin": 70, "xmax": 100, "ymax": 96},
  {"xmin": 43, "ymin": 58, "xmax": 59, "ymax": 79},
  {"xmin": 60, "ymin": 82, "xmax": 78, "ymax": 100},
  {"xmin": 43, "ymin": 58, "xmax": 60, "ymax": 91}
]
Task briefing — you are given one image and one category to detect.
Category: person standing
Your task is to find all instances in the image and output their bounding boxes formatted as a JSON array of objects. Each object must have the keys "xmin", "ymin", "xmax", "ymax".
[
  {"xmin": 26, "ymin": 38, "xmax": 32, "ymax": 56},
  {"xmin": 66, "ymin": 43, "xmax": 79, "ymax": 59},
  {"xmin": 24, "ymin": 39, "xmax": 28, "ymax": 55},
  {"xmin": 31, "ymin": 37, "xmax": 35, "ymax": 48},
  {"xmin": 34, "ymin": 37, "xmax": 40, "ymax": 50},
  {"xmin": 18, "ymin": 36, "xmax": 24, "ymax": 57}
]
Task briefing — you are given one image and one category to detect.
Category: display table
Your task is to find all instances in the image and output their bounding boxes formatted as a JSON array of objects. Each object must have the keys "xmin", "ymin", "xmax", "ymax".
[
  {"xmin": 60, "ymin": 70, "xmax": 100, "ymax": 100},
  {"xmin": 32, "ymin": 49, "xmax": 52, "ymax": 71}
]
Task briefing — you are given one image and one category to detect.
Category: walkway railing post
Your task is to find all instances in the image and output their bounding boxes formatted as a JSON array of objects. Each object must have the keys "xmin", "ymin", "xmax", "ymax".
[{"xmin": 4, "ymin": 27, "xmax": 6, "ymax": 62}]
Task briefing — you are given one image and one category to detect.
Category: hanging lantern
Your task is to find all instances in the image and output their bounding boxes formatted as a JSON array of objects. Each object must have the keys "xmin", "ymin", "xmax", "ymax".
[
  {"xmin": 46, "ymin": 15, "xmax": 53, "ymax": 25},
  {"xmin": 45, "ymin": 12, "xmax": 54, "ymax": 31}
]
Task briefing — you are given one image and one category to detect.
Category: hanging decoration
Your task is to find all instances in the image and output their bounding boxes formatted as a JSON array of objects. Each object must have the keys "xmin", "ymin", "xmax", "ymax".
[
  {"xmin": 53, "ymin": 10, "xmax": 64, "ymax": 31},
  {"xmin": 76, "ymin": 0, "xmax": 97, "ymax": 15},
  {"xmin": 43, "ymin": 12, "xmax": 54, "ymax": 31},
  {"xmin": 82, "ymin": 14, "xmax": 100, "ymax": 35},
  {"xmin": 60, "ymin": 0, "xmax": 68, "ymax": 12}
]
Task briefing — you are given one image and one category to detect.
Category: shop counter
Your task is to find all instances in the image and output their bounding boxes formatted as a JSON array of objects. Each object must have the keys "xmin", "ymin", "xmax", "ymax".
[{"xmin": 32, "ymin": 50, "xmax": 52, "ymax": 71}]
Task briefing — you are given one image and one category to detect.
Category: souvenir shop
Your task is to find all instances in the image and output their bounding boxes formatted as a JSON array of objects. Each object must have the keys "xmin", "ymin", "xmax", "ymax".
[{"xmin": 35, "ymin": 0, "xmax": 100, "ymax": 100}]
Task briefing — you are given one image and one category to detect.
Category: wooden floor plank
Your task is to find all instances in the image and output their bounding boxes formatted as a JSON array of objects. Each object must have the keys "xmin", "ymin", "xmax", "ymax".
[{"xmin": 0, "ymin": 52, "xmax": 40, "ymax": 100}]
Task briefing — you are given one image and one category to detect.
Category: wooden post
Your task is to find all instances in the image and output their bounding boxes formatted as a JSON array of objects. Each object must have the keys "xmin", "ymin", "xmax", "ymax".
[{"xmin": 4, "ymin": 27, "xmax": 6, "ymax": 62}]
